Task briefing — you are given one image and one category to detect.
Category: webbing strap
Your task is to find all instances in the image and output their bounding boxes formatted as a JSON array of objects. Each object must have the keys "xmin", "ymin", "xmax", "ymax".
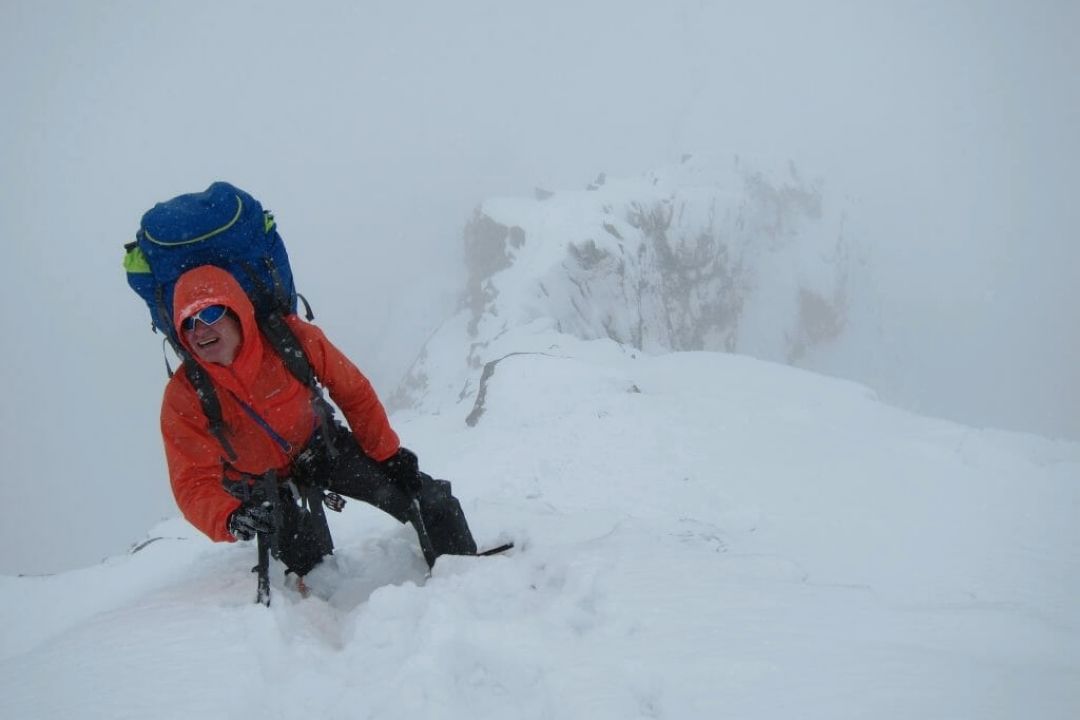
[
  {"xmin": 152, "ymin": 281, "xmax": 175, "ymax": 346},
  {"xmin": 161, "ymin": 337, "xmax": 175, "ymax": 378},
  {"xmin": 232, "ymin": 393, "xmax": 293, "ymax": 454},
  {"xmin": 297, "ymin": 293, "xmax": 315, "ymax": 321},
  {"xmin": 183, "ymin": 358, "xmax": 238, "ymax": 462},
  {"xmin": 257, "ymin": 313, "xmax": 338, "ymax": 461}
]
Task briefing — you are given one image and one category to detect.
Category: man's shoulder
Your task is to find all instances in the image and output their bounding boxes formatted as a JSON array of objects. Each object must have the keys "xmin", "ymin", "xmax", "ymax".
[
  {"xmin": 283, "ymin": 313, "xmax": 327, "ymax": 341},
  {"xmin": 162, "ymin": 365, "xmax": 200, "ymax": 411}
]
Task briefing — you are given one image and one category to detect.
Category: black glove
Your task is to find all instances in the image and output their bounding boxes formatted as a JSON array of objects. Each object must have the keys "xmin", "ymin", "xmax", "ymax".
[
  {"xmin": 290, "ymin": 424, "xmax": 344, "ymax": 488},
  {"xmin": 227, "ymin": 501, "xmax": 275, "ymax": 541},
  {"xmin": 380, "ymin": 447, "xmax": 422, "ymax": 497}
]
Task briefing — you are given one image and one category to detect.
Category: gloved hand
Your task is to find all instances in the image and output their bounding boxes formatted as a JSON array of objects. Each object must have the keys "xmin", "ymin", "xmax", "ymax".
[
  {"xmin": 380, "ymin": 447, "xmax": 422, "ymax": 497},
  {"xmin": 227, "ymin": 501, "xmax": 275, "ymax": 541}
]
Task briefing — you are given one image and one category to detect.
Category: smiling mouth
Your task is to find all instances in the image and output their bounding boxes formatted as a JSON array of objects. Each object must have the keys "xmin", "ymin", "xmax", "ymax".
[{"xmin": 197, "ymin": 338, "xmax": 219, "ymax": 348}]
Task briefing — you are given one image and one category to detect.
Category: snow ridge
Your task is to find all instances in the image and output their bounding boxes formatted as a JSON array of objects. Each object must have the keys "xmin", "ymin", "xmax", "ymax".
[{"xmin": 392, "ymin": 155, "xmax": 860, "ymax": 415}]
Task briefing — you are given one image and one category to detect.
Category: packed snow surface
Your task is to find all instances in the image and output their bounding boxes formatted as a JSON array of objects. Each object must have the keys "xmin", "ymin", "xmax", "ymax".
[{"xmin": 2, "ymin": 330, "xmax": 1077, "ymax": 719}]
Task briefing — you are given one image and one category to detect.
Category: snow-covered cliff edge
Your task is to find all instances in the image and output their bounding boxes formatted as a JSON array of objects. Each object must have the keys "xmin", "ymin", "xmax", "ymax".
[{"xmin": 392, "ymin": 156, "xmax": 864, "ymax": 415}]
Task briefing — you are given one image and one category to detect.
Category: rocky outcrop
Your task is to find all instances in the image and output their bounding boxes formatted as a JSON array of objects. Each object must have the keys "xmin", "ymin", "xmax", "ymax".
[{"xmin": 392, "ymin": 155, "xmax": 858, "ymax": 413}]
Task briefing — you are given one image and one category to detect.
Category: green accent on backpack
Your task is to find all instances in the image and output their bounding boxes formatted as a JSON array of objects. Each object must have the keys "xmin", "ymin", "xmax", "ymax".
[{"xmin": 123, "ymin": 245, "xmax": 152, "ymax": 274}]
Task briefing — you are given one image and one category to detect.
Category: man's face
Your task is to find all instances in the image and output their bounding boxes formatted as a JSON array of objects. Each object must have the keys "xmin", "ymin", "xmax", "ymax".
[{"xmin": 183, "ymin": 310, "xmax": 242, "ymax": 365}]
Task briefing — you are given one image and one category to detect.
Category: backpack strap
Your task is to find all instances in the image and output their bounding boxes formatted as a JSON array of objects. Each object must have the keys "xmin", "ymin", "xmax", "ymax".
[
  {"xmin": 257, "ymin": 312, "xmax": 340, "ymax": 461},
  {"xmin": 183, "ymin": 355, "xmax": 239, "ymax": 462},
  {"xmin": 153, "ymin": 280, "xmax": 179, "ymax": 348},
  {"xmin": 297, "ymin": 293, "xmax": 315, "ymax": 321},
  {"xmin": 258, "ymin": 312, "xmax": 316, "ymax": 387}
]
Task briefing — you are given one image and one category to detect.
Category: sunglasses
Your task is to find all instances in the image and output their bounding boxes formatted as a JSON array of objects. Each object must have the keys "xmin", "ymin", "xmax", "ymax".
[{"xmin": 181, "ymin": 304, "xmax": 229, "ymax": 332}]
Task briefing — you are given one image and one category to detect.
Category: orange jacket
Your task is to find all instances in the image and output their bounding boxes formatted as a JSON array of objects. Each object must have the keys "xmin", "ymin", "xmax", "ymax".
[{"xmin": 161, "ymin": 266, "xmax": 399, "ymax": 542}]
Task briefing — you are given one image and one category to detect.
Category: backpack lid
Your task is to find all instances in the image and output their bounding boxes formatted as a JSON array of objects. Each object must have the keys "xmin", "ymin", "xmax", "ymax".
[{"xmin": 140, "ymin": 182, "xmax": 249, "ymax": 246}]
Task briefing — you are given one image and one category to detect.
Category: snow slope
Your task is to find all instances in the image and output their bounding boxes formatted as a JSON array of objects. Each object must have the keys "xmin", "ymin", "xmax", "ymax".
[{"xmin": 2, "ymin": 327, "xmax": 1077, "ymax": 720}]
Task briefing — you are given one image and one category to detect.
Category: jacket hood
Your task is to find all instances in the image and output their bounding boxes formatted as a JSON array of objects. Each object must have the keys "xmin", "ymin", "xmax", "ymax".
[{"xmin": 172, "ymin": 266, "xmax": 264, "ymax": 393}]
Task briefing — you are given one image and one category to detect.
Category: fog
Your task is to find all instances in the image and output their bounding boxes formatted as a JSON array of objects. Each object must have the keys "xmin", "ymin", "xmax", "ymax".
[{"xmin": 1, "ymin": 0, "xmax": 1076, "ymax": 575}]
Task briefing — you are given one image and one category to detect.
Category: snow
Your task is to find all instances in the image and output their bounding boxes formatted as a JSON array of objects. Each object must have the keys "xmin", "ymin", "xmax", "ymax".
[
  {"xmin": 2, "ymin": 328, "xmax": 1077, "ymax": 719},
  {"xmin": 393, "ymin": 157, "xmax": 859, "ymax": 419}
]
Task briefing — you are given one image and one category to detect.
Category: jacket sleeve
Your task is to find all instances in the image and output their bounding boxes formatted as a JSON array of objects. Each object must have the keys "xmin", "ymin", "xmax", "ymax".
[
  {"xmin": 161, "ymin": 376, "xmax": 241, "ymax": 542},
  {"xmin": 285, "ymin": 315, "xmax": 400, "ymax": 462}
]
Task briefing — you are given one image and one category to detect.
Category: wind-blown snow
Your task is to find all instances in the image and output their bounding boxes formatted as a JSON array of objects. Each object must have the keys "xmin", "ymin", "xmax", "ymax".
[{"xmin": 2, "ymin": 328, "xmax": 1076, "ymax": 719}]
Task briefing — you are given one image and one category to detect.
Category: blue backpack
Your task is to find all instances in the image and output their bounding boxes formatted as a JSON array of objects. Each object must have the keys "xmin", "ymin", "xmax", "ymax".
[
  {"xmin": 124, "ymin": 181, "xmax": 300, "ymax": 348},
  {"xmin": 123, "ymin": 182, "xmax": 330, "ymax": 459}
]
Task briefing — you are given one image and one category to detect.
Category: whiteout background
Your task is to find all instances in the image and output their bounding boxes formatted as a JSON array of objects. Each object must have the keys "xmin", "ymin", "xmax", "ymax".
[{"xmin": 1, "ymin": 1, "xmax": 1077, "ymax": 574}]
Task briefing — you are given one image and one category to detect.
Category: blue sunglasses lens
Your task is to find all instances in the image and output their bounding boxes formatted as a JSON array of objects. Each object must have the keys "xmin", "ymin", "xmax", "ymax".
[{"xmin": 182, "ymin": 304, "xmax": 228, "ymax": 331}]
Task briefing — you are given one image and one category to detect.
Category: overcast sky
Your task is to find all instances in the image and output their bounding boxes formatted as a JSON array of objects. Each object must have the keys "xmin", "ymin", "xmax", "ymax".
[{"xmin": 1, "ymin": 0, "xmax": 1076, "ymax": 574}]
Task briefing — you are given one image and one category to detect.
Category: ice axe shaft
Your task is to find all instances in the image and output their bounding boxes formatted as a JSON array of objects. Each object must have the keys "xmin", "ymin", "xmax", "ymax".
[
  {"xmin": 408, "ymin": 498, "xmax": 437, "ymax": 570},
  {"xmin": 255, "ymin": 532, "xmax": 271, "ymax": 606}
]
